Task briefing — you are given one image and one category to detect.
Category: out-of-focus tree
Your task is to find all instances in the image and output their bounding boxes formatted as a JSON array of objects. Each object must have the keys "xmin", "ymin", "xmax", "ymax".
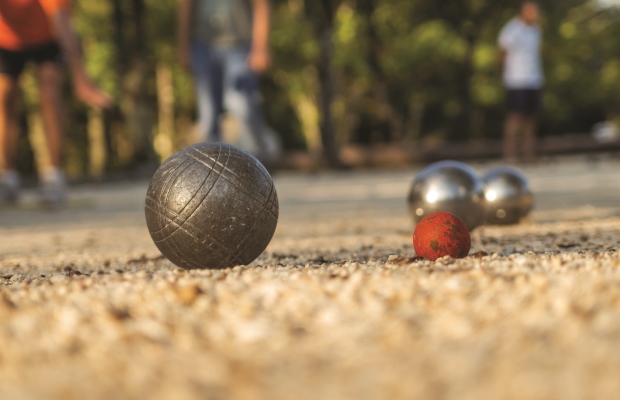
[{"xmin": 14, "ymin": 0, "xmax": 620, "ymax": 176}]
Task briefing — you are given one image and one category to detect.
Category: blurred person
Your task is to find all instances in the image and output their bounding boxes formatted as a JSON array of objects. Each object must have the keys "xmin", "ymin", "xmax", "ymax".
[
  {"xmin": 178, "ymin": 0, "xmax": 272, "ymax": 160},
  {"xmin": 0, "ymin": 0, "xmax": 111, "ymax": 205},
  {"xmin": 498, "ymin": 1, "xmax": 543, "ymax": 163}
]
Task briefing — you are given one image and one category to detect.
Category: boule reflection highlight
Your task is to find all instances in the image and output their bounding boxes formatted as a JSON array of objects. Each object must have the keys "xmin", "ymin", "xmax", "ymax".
[
  {"xmin": 407, "ymin": 161, "xmax": 485, "ymax": 231},
  {"xmin": 482, "ymin": 166, "xmax": 533, "ymax": 225}
]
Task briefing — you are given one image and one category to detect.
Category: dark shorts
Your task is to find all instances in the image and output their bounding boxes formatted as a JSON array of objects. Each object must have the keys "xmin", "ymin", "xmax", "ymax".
[
  {"xmin": 506, "ymin": 88, "xmax": 541, "ymax": 115},
  {"xmin": 0, "ymin": 42, "xmax": 62, "ymax": 80}
]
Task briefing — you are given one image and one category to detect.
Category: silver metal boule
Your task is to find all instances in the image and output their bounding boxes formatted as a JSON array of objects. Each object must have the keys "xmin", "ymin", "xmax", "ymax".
[
  {"xmin": 482, "ymin": 165, "xmax": 534, "ymax": 225},
  {"xmin": 407, "ymin": 160, "xmax": 485, "ymax": 231}
]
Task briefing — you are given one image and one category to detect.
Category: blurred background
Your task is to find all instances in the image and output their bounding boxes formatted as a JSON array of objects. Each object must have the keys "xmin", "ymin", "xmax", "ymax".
[{"xmin": 14, "ymin": 0, "xmax": 620, "ymax": 178}]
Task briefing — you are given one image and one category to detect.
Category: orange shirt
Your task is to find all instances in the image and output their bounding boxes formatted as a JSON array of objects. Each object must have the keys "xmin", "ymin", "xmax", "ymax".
[{"xmin": 0, "ymin": 0, "xmax": 70, "ymax": 50}]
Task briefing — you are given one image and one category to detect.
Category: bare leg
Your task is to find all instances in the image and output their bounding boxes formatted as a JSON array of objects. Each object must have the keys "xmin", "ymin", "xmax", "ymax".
[
  {"xmin": 522, "ymin": 114, "xmax": 538, "ymax": 162},
  {"xmin": 37, "ymin": 62, "xmax": 65, "ymax": 168},
  {"xmin": 503, "ymin": 112, "xmax": 522, "ymax": 163},
  {"xmin": 36, "ymin": 62, "xmax": 68, "ymax": 204},
  {"xmin": 0, "ymin": 74, "xmax": 20, "ymax": 171}
]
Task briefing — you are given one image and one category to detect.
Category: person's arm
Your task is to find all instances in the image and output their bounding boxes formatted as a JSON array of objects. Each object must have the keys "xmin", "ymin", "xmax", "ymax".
[
  {"xmin": 178, "ymin": 0, "xmax": 194, "ymax": 70},
  {"xmin": 248, "ymin": 0, "xmax": 271, "ymax": 73},
  {"xmin": 497, "ymin": 23, "xmax": 512, "ymax": 76},
  {"xmin": 49, "ymin": 9, "xmax": 111, "ymax": 108}
]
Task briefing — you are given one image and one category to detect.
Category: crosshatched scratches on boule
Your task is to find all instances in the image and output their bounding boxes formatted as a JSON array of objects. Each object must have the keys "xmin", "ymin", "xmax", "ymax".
[{"xmin": 145, "ymin": 142, "xmax": 279, "ymax": 270}]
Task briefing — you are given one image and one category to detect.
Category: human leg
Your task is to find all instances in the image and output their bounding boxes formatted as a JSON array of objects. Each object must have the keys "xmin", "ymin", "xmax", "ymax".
[
  {"xmin": 36, "ymin": 61, "xmax": 67, "ymax": 203},
  {"xmin": 222, "ymin": 48, "xmax": 269, "ymax": 157},
  {"xmin": 503, "ymin": 113, "xmax": 522, "ymax": 163},
  {"xmin": 0, "ymin": 73, "xmax": 21, "ymax": 202},
  {"xmin": 521, "ymin": 89, "xmax": 541, "ymax": 163},
  {"xmin": 191, "ymin": 43, "xmax": 224, "ymax": 142},
  {"xmin": 37, "ymin": 62, "xmax": 65, "ymax": 168},
  {"xmin": 522, "ymin": 114, "xmax": 538, "ymax": 162}
]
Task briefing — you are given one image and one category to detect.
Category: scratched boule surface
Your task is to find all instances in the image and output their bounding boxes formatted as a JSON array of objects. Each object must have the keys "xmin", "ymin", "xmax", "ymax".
[
  {"xmin": 1, "ymin": 157, "xmax": 620, "ymax": 399},
  {"xmin": 145, "ymin": 143, "xmax": 278, "ymax": 270}
]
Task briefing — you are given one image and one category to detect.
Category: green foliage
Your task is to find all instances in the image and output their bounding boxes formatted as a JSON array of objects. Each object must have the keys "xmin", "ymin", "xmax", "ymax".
[{"xmin": 21, "ymin": 0, "xmax": 620, "ymax": 175}]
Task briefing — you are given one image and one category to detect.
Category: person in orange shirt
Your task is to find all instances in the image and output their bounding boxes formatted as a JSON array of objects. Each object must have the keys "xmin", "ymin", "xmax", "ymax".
[{"xmin": 0, "ymin": 0, "xmax": 110, "ymax": 204}]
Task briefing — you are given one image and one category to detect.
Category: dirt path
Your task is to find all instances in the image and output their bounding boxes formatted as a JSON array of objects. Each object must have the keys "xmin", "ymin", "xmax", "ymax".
[{"xmin": 1, "ymin": 155, "xmax": 619, "ymax": 399}]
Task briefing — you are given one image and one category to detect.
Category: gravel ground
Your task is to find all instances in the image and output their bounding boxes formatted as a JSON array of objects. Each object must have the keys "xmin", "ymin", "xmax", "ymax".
[{"xmin": 1, "ymin": 155, "xmax": 620, "ymax": 400}]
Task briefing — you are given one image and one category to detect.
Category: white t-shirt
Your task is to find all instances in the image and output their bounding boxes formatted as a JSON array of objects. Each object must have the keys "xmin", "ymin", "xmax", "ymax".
[{"xmin": 498, "ymin": 17, "xmax": 543, "ymax": 89}]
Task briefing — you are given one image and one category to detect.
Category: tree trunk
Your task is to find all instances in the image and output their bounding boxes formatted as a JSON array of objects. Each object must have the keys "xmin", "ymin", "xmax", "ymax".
[
  {"xmin": 404, "ymin": 98, "xmax": 425, "ymax": 142},
  {"xmin": 453, "ymin": 33, "xmax": 475, "ymax": 141},
  {"xmin": 111, "ymin": 0, "xmax": 155, "ymax": 167},
  {"xmin": 291, "ymin": 91, "xmax": 322, "ymax": 155},
  {"xmin": 317, "ymin": 27, "xmax": 341, "ymax": 167},
  {"xmin": 359, "ymin": 0, "xmax": 403, "ymax": 142},
  {"xmin": 87, "ymin": 108, "xmax": 106, "ymax": 179},
  {"xmin": 154, "ymin": 62, "xmax": 175, "ymax": 161},
  {"xmin": 109, "ymin": 0, "xmax": 128, "ymax": 168},
  {"xmin": 304, "ymin": 0, "xmax": 346, "ymax": 167}
]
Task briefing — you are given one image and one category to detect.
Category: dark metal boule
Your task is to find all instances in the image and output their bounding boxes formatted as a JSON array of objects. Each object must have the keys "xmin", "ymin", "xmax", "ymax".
[{"xmin": 145, "ymin": 142, "xmax": 278, "ymax": 269}]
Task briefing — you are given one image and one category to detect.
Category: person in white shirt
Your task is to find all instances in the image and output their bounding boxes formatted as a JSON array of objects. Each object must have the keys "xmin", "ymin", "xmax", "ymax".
[
  {"xmin": 178, "ymin": 0, "xmax": 272, "ymax": 160},
  {"xmin": 498, "ymin": 1, "xmax": 543, "ymax": 163}
]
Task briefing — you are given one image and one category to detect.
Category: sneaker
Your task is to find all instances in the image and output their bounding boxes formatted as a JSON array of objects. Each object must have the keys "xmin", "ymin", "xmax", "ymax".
[
  {"xmin": 0, "ymin": 170, "xmax": 20, "ymax": 204},
  {"xmin": 39, "ymin": 168, "xmax": 68, "ymax": 205}
]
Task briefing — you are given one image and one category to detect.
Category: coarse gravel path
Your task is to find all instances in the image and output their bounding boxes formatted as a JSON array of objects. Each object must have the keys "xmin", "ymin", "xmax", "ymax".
[{"xmin": 1, "ymin": 155, "xmax": 620, "ymax": 400}]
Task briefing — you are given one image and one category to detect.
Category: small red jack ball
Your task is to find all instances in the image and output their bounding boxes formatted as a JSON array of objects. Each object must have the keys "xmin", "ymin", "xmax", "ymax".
[{"xmin": 413, "ymin": 212, "xmax": 471, "ymax": 261}]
